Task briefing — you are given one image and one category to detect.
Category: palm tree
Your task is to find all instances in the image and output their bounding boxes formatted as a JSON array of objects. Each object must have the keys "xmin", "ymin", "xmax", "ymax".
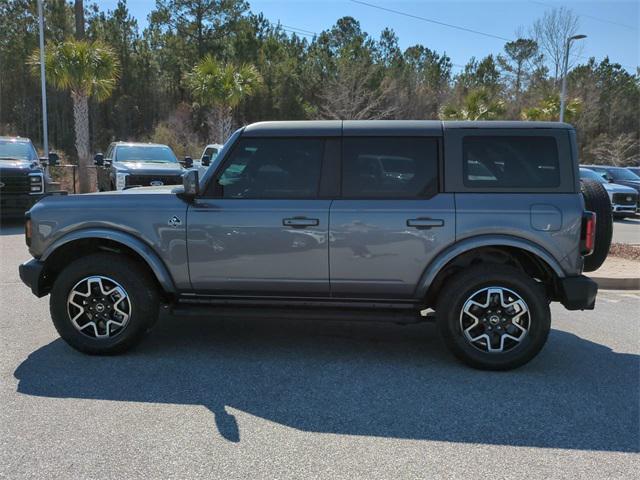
[
  {"xmin": 440, "ymin": 88, "xmax": 506, "ymax": 121},
  {"xmin": 186, "ymin": 55, "xmax": 262, "ymax": 143},
  {"xmin": 30, "ymin": 40, "xmax": 119, "ymax": 193},
  {"xmin": 521, "ymin": 94, "xmax": 582, "ymax": 122}
]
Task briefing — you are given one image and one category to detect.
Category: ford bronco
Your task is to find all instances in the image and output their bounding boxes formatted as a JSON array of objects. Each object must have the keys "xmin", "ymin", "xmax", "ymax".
[{"xmin": 19, "ymin": 121, "xmax": 609, "ymax": 370}]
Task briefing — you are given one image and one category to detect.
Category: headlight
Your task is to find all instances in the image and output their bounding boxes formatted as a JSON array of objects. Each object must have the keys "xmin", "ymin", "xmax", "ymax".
[
  {"xmin": 115, "ymin": 172, "xmax": 128, "ymax": 190},
  {"xmin": 28, "ymin": 173, "xmax": 44, "ymax": 194}
]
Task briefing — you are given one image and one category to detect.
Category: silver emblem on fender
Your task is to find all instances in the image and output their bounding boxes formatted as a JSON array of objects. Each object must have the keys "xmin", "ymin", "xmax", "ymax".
[{"xmin": 168, "ymin": 215, "xmax": 181, "ymax": 227}]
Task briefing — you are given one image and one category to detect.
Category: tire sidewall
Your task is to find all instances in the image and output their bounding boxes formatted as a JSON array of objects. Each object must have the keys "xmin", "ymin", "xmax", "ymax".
[
  {"xmin": 50, "ymin": 254, "xmax": 158, "ymax": 354},
  {"xmin": 439, "ymin": 269, "xmax": 551, "ymax": 370}
]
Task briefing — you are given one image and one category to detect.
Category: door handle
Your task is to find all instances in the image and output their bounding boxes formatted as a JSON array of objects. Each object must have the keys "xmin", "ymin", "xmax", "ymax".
[
  {"xmin": 283, "ymin": 217, "xmax": 320, "ymax": 228},
  {"xmin": 407, "ymin": 218, "xmax": 444, "ymax": 229}
]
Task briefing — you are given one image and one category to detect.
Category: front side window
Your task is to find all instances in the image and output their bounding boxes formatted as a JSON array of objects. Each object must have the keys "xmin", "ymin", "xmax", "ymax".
[
  {"xmin": 463, "ymin": 136, "xmax": 560, "ymax": 188},
  {"xmin": 341, "ymin": 137, "xmax": 438, "ymax": 198},
  {"xmin": 214, "ymin": 138, "xmax": 324, "ymax": 199}
]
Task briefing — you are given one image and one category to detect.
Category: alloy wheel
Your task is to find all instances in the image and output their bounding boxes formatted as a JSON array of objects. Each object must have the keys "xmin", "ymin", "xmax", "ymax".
[
  {"xmin": 67, "ymin": 276, "xmax": 131, "ymax": 339},
  {"xmin": 459, "ymin": 286, "xmax": 530, "ymax": 353}
]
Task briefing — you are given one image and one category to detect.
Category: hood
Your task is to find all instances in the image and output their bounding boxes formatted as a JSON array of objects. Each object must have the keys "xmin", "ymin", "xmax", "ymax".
[
  {"xmin": 611, "ymin": 179, "xmax": 640, "ymax": 192},
  {"xmin": 113, "ymin": 161, "xmax": 184, "ymax": 175},
  {"xmin": 603, "ymin": 182, "xmax": 638, "ymax": 194},
  {"xmin": 88, "ymin": 184, "xmax": 181, "ymax": 195},
  {"xmin": 0, "ymin": 159, "xmax": 39, "ymax": 172}
]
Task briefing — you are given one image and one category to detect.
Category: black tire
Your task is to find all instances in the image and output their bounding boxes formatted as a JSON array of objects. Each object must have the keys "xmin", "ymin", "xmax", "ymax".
[
  {"xmin": 580, "ymin": 180, "xmax": 613, "ymax": 272},
  {"xmin": 436, "ymin": 264, "xmax": 551, "ymax": 371},
  {"xmin": 50, "ymin": 252, "xmax": 159, "ymax": 355}
]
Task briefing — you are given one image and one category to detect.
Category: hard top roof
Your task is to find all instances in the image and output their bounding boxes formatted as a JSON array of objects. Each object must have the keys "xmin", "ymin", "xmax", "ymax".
[{"xmin": 242, "ymin": 120, "xmax": 573, "ymax": 137}]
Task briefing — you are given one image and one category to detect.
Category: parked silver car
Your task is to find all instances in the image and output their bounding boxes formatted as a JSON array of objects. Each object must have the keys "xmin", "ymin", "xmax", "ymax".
[
  {"xmin": 19, "ymin": 121, "xmax": 607, "ymax": 370},
  {"xmin": 579, "ymin": 167, "xmax": 638, "ymax": 217}
]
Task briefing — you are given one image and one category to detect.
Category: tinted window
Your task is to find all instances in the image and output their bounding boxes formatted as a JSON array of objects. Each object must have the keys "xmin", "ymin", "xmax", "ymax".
[
  {"xmin": 215, "ymin": 138, "xmax": 324, "ymax": 198},
  {"xmin": 116, "ymin": 145, "xmax": 177, "ymax": 163},
  {"xmin": 341, "ymin": 137, "xmax": 438, "ymax": 198},
  {"xmin": 463, "ymin": 136, "xmax": 560, "ymax": 188}
]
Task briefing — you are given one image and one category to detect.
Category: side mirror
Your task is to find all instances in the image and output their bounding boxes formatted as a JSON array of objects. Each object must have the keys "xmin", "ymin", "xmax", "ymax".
[
  {"xmin": 48, "ymin": 152, "xmax": 59, "ymax": 166},
  {"xmin": 182, "ymin": 156, "xmax": 193, "ymax": 169},
  {"xmin": 201, "ymin": 155, "xmax": 211, "ymax": 167},
  {"xmin": 94, "ymin": 153, "xmax": 104, "ymax": 167},
  {"xmin": 182, "ymin": 169, "xmax": 199, "ymax": 199}
]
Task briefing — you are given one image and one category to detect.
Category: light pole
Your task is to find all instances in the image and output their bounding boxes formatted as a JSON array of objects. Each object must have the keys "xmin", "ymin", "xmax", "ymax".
[
  {"xmin": 559, "ymin": 34, "xmax": 586, "ymax": 123},
  {"xmin": 37, "ymin": 0, "xmax": 49, "ymax": 158}
]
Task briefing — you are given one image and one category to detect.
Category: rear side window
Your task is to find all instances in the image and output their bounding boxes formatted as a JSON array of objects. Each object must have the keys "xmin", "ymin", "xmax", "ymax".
[
  {"xmin": 341, "ymin": 137, "xmax": 438, "ymax": 198},
  {"xmin": 463, "ymin": 136, "xmax": 560, "ymax": 188},
  {"xmin": 215, "ymin": 138, "xmax": 324, "ymax": 199}
]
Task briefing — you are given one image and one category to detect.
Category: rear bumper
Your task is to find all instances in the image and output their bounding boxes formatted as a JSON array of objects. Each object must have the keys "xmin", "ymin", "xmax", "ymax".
[
  {"xmin": 558, "ymin": 275, "xmax": 597, "ymax": 310},
  {"xmin": 19, "ymin": 258, "xmax": 47, "ymax": 297}
]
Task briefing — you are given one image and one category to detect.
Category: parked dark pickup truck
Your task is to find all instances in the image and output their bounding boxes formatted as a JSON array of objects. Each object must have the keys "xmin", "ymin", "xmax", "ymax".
[{"xmin": 0, "ymin": 136, "xmax": 54, "ymax": 219}]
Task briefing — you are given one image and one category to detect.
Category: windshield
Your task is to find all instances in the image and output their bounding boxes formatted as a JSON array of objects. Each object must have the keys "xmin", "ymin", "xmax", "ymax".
[
  {"xmin": 609, "ymin": 167, "xmax": 640, "ymax": 181},
  {"xmin": 580, "ymin": 168, "xmax": 606, "ymax": 184},
  {"xmin": 0, "ymin": 139, "xmax": 37, "ymax": 161},
  {"xmin": 115, "ymin": 145, "xmax": 178, "ymax": 163}
]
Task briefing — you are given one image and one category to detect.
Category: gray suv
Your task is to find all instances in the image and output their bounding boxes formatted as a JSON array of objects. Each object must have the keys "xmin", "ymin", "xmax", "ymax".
[{"xmin": 19, "ymin": 121, "xmax": 604, "ymax": 370}]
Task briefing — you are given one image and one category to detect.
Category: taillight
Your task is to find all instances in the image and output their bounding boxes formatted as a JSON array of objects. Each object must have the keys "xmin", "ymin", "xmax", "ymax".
[{"xmin": 581, "ymin": 211, "xmax": 596, "ymax": 256}]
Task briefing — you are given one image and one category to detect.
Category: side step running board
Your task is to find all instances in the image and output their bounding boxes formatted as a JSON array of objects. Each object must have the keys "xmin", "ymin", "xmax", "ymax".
[{"xmin": 169, "ymin": 304, "xmax": 434, "ymax": 325}]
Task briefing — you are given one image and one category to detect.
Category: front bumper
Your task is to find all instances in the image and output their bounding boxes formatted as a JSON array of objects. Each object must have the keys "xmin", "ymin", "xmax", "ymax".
[
  {"xmin": 611, "ymin": 204, "xmax": 637, "ymax": 215},
  {"xmin": 558, "ymin": 275, "xmax": 597, "ymax": 310},
  {"xmin": 19, "ymin": 258, "xmax": 47, "ymax": 297},
  {"xmin": 0, "ymin": 194, "xmax": 42, "ymax": 218}
]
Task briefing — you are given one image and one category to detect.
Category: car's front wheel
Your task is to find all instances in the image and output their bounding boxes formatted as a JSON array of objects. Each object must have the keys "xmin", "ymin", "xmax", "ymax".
[
  {"xmin": 436, "ymin": 264, "xmax": 551, "ymax": 370},
  {"xmin": 49, "ymin": 252, "xmax": 159, "ymax": 355}
]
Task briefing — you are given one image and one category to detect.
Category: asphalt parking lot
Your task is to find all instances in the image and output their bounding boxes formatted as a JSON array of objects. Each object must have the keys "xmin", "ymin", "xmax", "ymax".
[
  {"xmin": 613, "ymin": 216, "xmax": 640, "ymax": 244},
  {"xmin": 1, "ymin": 221, "xmax": 638, "ymax": 479}
]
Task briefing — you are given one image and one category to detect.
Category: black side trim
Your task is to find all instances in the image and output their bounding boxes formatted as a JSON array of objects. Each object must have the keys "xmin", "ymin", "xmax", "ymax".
[
  {"xmin": 178, "ymin": 294, "xmax": 421, "ymax": 310},
  {"xmin": 558, "ymin": 275, "xmax": 598, "ymax": 310},
  {"xmin": 171, "ymin": 303, "xmax": 427, "ymax": 324}
]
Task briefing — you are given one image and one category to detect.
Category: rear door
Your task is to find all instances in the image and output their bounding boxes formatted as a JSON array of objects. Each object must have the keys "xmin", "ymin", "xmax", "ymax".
[
  {"xmin": 187, "ymin": 135, "xmax": 334, "ymax": 296},
  {"xmin": 329, "ymin": 123, "xmax": 455, "ymax": 298}
]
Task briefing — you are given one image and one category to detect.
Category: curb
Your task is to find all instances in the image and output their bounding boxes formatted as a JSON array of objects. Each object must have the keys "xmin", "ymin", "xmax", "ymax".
[{"xmin": 589, "ymin": 276, "xmax": 640, "ymax": 290}]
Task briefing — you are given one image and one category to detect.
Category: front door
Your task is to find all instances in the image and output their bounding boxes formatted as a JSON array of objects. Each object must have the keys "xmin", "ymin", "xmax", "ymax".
[
  {"xmin": 187, "ymin": 136, "xmax": 331, "ymax": 296},
  {"xmin": 329, "ymin": 135, "xmax": 455, "ymax": 298}
]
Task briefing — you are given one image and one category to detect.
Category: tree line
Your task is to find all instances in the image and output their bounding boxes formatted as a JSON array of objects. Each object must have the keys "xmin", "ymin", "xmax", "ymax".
[{"xmin": 1, "ymin": 0, "xmax": 638, "ymax": 180}]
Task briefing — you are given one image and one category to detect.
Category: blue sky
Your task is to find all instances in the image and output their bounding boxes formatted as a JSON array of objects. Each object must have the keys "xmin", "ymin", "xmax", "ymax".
[{"xmin": 99, "ymin": 0, "xmax": 639, "ymax": 73}]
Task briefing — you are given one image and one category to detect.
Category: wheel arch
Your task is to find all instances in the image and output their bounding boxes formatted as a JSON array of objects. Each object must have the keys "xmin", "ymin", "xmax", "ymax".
[
  {"xmin": 418, "ymin": 235, "xmax": 565, "ymax": 307},
  {"xmin": 40, "ymin": 229, "xmax": 177, "ymax": 298}
]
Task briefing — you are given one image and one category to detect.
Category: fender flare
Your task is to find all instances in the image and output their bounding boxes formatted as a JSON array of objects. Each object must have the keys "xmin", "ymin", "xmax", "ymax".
[
  {"xmin": 41, "ymin": 228, "xmax": 177, "ymax": 294},
  {"xmin": 415, "ymin": 234, "xmax": 566, "ymax": 298}
]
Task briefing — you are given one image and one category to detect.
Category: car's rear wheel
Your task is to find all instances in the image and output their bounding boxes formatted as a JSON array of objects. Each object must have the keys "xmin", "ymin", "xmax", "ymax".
[
  {"xmin": 580, "ymin": 180, "xmax": 613, "ymax": 272},
  {"xmin": 436, "ymin": 264, "xmax": 551, "ymax": 370},
  {"xmin": 50, "ymin": 252, "xmax": 159, "ymax": 354}
]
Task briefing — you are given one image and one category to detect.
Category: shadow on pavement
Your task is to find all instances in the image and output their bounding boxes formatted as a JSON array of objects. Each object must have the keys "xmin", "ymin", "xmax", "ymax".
[
  {"xmin": 0, "ymin": 219, "xmax": 24, "ymax": 236},
  {"xmin": 14, "ymin": 315, "xmax": 640, "ymax": 451}
]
